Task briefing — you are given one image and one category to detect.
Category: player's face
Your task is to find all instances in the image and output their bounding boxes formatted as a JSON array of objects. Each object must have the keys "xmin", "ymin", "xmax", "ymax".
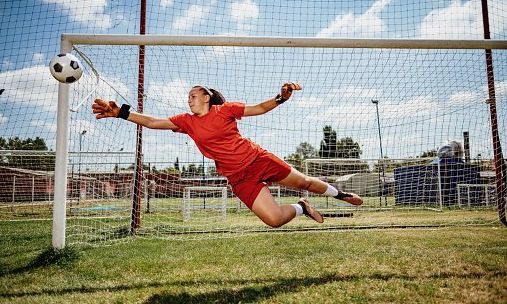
[{"xmin": 188, "ymin": 87, "xmax": 209, "ymax": 114}]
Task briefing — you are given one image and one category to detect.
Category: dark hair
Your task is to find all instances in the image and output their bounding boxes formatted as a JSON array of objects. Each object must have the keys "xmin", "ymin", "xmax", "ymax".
[{"xmin": 193, "ymin": 85, "xmax": 225, "ymax": 109}]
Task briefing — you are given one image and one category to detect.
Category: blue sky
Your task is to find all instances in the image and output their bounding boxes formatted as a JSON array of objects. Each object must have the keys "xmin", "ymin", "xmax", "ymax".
[{"xmin": 0, "ymin": 0, "xmax": 506, "ymax": 170}]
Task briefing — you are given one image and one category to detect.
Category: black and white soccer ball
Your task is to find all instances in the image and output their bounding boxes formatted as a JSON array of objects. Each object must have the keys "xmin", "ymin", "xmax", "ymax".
[{"xmin": 49, "ymin": 53, "xmax": 83, "ymax": 84}]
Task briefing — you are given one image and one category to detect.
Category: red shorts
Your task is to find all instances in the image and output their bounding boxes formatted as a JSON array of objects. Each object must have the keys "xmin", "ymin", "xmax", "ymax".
[{"xmin": 227, "ymin": 151, "xmax": 291, "ymax": 209}]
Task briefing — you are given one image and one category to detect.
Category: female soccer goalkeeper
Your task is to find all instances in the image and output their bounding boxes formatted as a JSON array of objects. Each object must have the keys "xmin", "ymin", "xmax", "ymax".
[{"xmin": 92, "ymin": 83, "xmax": 363, "ymax": 227}]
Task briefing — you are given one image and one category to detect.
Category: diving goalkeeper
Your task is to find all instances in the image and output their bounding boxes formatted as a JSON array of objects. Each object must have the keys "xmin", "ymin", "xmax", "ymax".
[{"xmin": 92, "ymin": 83, "xmax": 363, "ymax": 227}]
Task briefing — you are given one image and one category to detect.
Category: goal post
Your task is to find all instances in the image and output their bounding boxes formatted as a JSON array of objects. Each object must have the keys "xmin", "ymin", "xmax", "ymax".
[
  {"xmin": 182, "ymin": 186, "xmax": 227, "ymax": 222},
  {"xmin": 60, "ymin": 34, "xmax": 507, "ymax": 49},
  {"xmin": 52, "ymin": 38, "xmax": 73, "ymax": 249},
  {"xmin": 52, "ymin": 34, "xmax": 507, "ymax": 247}
]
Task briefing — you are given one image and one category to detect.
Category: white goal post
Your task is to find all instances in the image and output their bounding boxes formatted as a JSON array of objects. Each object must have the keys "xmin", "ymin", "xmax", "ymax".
[
  {"xmin": 52, "ymin": 34, "xmax": 507, "ymax": 248},
  {"xmin": 182, "ymin": 186, "xmax": 227, "ymax": 222},
  {"xmin": 457, "ymin": 184, "xmax": 496, "ymax": 207}
]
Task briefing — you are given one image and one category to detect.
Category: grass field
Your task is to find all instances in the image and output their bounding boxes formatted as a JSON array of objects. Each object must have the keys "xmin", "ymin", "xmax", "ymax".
[{"xmin": 1, "ymin": 219, "xmax": 506, "ymax": 303}]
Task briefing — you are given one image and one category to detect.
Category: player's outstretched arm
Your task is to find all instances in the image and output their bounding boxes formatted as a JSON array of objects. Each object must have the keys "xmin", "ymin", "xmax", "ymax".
[
  {"xmin": 243, "ymin": 82, "xmax": 302, "ymax": 117},
  {"xmin": 92, "ymin": 99, "xmax": 178, "ymax": 130}
]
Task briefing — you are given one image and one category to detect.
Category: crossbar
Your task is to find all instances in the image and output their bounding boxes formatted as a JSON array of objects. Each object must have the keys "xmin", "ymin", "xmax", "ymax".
[{"xmin": 62, "ymin": 34, "xmax": 507, "ymax": 49}]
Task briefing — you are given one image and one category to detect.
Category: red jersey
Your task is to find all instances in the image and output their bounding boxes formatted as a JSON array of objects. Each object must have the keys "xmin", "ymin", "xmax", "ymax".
[{"xmin": 169, "ymin": 102, "xmax": 264, "ymax": 177}]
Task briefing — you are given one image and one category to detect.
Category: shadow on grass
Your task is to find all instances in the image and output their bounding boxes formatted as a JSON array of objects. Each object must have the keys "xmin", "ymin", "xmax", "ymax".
[
  {"xmin": 2, "ymin": 271, "xmax": 505, "ymax": 301},
  {"xmin": 145, "ymin": 275, "xmax": 339, "ymax": 304},
  {"xmin": 88, "ymin": 226, "xmax": 132, "ymax": 244},
  {"xmin": 144, "ymin": 271, "xmax": 507, "ymax": 304},
  {"xmin": 0, "ymin": 246, "xmax": 80, "ymax": 277}
]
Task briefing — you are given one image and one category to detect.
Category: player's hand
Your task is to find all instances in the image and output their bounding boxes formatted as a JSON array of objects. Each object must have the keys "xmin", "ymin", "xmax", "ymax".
[
  {"xmin": 280, "ymin": 82, "xmax": 302, "ymax": 101},
  {"xmin": 92, "ymin": 99, "xmax": 120, "ymax": 119}
]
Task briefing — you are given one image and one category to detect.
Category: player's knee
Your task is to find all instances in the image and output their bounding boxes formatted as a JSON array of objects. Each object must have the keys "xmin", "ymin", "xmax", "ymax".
[
  {"xmin": 295, "ymin": 176, "xmax": 313, "ymax": 190},
  {"xmin": 260, "ymin": 211, "xmax": 285, "ymax": 228},
  {"xmin": 265, "ymin": 218, "xmax": 284, "ymax": 228}
]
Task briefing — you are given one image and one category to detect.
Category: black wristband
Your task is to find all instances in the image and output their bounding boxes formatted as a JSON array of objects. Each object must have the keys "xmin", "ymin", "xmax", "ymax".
[
  {"xmin": 118, "ymin": 104, "xmax": 131, "ymax": 120},
  {"xmin": 275, "ymin": 94, "xmax": 287, "ymax": 104}
]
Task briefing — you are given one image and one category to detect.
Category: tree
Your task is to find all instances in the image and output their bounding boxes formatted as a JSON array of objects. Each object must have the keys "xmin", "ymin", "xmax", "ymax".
[
  {"xmin": 207, "ymin": 166, "xmax": 218, "ymax": 176},
  {"xmin": 174, "ymin": 157, "xmax": 180, "ymax": 171},
  {"xmin": 124, "ymin": 163, "xmax": 150, "ymax": 171},
  {"xmin": 0, "ymin": 136, "xmax": 48, "ymax": 150},
  {"xmin": 318, "ymin": 126, "xmax": 362, "ymax": 159},
  {"xmin": 319, "ymin": 125, "xmax": 338, "ymax": 158},
  {"xmin": 285, "ymin": 142, "xmax": 317, "ymax": 172},
  {"xmin": 0, "ymin": 136, "xmax": 54, "ymax": 170},
  {"xmin": 161, "ymin": 166, "xmax": 180, "ymax": 174},
  {"xmin": 336, "ymin": 137, "xmax": 362, "ymax": 159},
  {"xmin": 419, "ymin": 149, "xmax": 437, "ymax": 158},
  {"xmin": 181, "ymin": 163, "xmax": 202, "ymax": 178}
]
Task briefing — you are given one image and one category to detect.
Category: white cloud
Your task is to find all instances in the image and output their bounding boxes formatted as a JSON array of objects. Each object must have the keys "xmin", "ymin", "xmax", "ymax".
[
  {"xmin": 449, "ymin": 80, "xmax": 507, "ymax": 106},
  {"xmin": 2, "ymin": 60, "xmax": 14, "ymax": 71},
  {"xmin": 172, "ymin": 4, "xmax": 212, "ymax": 31},
  {"xmin": 294, "ymin": 95, "xmax": 326, "ymax": 108},
  {"xmin": 0, "ymin": 65, "xmax": 58, "ymax": 110},
  {"xmin": 0, "ymin": 64, "xmax": 131, "ymax": 114},
  {"xmin": 495, "ymin": 80, "xmax": 507, "ymax": 96},
  {"xmin": 147, "ymin": 78, "xmax": 190, "ymax": 111},
  {"xmin": 230, "ymin": 0, "xmax": 259, "ymax": 32},
  {"xmin": 160, "ymin": 0, "xmax": 174, "ymax": 7},
  {"xmin": 418, "ymin": 0, "xmax": 482, "ymax": 39},
  {"xmin": 317, "ymin": 0, "xmax": 391, "ymax": 38},
  {"xmin": 0, "ymin": 113, "xmax": 7, "ymax": 125},
  {"xmin": 417, "ymin": 0, "xmax": 507, "ymax": 39},
  {"xmin": 32, "ymin": 53, "xmax": 45, "ymax": 65},
  {"xmin": 95, "ymin": 76, "xmax": 131, "ymax": 104},
  {"xmin": 449, "ymin": 90, "xmax": 481, "ymax": 106},
  {"xmin": 42, "ymin": 0, "xmax": 111, "ymax": 29},
  {"xmin": 386, "ymin": 95, "xmax": 440, "ymax": 119},
  {"xmin": 333, "ymin": 86, "xmax": 380, "ymax": 100},
  {"xmin": 230, "ymin": 0, "xmax": 259, "ymax": 22},
  {"xmin": 195, "ymin": 46, "xmax": 236, "ymax": 61}
]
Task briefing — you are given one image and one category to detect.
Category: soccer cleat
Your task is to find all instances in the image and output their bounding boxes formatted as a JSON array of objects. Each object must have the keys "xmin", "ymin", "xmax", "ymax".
[
  {"xmin": 334, "ymin": 190, "xmax": 363, "ymax": 206},
  {"xmin": 298, "ymin": 198, "xmax": 324, "ymax": 223}
]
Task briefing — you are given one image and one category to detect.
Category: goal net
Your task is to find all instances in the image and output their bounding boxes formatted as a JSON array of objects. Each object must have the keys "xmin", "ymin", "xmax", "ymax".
[{"xmin": 44, "ymin": 35, "xmax": 506, "ymax": 246}]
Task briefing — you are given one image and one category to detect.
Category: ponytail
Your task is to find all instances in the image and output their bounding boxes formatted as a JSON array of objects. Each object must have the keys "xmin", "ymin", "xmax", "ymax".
[
  {"xmin": 192, "ymin": 85, "xmax": 226, "ymax": 109},
  {"xmin": 208, "ymin": 88, "xmax": 225, "ymax": 108}
]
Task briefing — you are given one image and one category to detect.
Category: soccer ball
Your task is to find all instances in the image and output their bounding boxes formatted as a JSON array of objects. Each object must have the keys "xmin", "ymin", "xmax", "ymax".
[{"xmin": 49, "ymin": 53, "xmax": 83, "ymax": 83}]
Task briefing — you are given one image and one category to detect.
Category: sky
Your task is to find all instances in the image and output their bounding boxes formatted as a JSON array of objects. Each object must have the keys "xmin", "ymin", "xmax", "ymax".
[{"xmin": 0, "ymin": 0, "xmax": 506, "ymax": 171}]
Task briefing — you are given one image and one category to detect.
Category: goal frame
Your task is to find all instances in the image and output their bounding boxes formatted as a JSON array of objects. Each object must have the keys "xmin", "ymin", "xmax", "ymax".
[
  {"xmin": 52, "ymin": 34, "xmax": 507, "ymax": 248},
  {"xmin": 182, "ymin": 186, "xmax": 228, "ymax": 222}
]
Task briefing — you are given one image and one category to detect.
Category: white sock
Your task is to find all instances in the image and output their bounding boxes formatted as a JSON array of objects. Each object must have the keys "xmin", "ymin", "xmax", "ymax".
[
  {"xmin": 291, "ymin": 203, "xmax": 304, "ymax": 216},
  {"xmin": 323, "ymin": 184, "xmax": 339, "ymax": 197}
]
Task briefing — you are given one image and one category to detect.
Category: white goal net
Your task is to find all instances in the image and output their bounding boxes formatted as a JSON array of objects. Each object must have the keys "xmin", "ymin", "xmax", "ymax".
[
  {"xmin": 0, "ymin": 0, "xmax": 506, "ymax": 248},
  {"xmin": 43, "ymin": 35, "xmax": 506, "ymax": 246}
]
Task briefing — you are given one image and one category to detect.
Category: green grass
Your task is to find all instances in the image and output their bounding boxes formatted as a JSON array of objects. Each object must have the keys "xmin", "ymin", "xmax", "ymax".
[{"xmin": 1, "ymin": 220, "xmax": 506, "ymax": 303}]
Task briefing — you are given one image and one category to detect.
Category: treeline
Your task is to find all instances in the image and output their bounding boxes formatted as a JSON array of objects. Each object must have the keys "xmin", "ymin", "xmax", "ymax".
[{"xmin": 0, "ymin": 136, "xmax": 55, "ymax": 171}]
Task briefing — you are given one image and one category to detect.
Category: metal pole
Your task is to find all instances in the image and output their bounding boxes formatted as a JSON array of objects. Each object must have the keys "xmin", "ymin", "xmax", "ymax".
[
  {"xmin": 12, "ymin": 176, "xmax": 15, "ymax": 205},
  {"xmin": 116, "ymin": 147, "xmax": 123, "ymax": 173},
  {"xmin": 372, "ymin": 100, "xmax": 387, "ymax": 206},
  {"xmin": 62, "ymin": 34, "xmax": 507, "ymax": 50},
  {"xmin": 78, "ymin": 130, "xmax": 86, "ymax": 205},
  {"xmin": 202, "ymin": 154, "xmax": 206, "ymax": 209},
  {"xmin": 146, "ymin": 162, "xmax": 151, "ymax": 213},
  {"xmin": 52, "ymin": 36, "xmax": 72, "ymax": 249},
  {"xmin": 31, "ymin": 175, "xmax": 34, "ymax": 204},
  {"xmin": 481, "ymin": 0, "xmax": 506, "ymax": 226},
  {"xmin": 131, "ymin": 0, "xmax": 146, "ymax": 233},
  {"xmin": 463, "ymin": 131, "xmax": 470, "ymax": 163}
]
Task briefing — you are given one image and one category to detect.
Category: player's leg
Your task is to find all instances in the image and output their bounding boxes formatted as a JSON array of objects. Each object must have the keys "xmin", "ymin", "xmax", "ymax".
[
  {"xmin": 250, "ymin": 186, "xmax": 323, "ymax": 227},
  {"xmin": 250, "ymin": 187, "xmax": 295, "ymax": 228},
  {"xmin": 277, "ymin": 168, "xmax": 363, "ymax": 205}
]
